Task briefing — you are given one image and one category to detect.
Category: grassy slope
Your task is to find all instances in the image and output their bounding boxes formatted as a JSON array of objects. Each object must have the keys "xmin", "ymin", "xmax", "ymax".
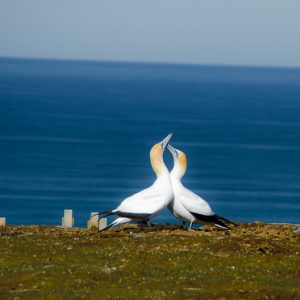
[{"xmin": 0, "ymin": 223, "xmax": 300, "ymax": 299}]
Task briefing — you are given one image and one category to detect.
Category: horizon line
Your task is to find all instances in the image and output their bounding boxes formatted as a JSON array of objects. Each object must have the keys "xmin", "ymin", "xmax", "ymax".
[{"xmin": 1, "ymin": 55, "xmax": 300, "ymax": 71}]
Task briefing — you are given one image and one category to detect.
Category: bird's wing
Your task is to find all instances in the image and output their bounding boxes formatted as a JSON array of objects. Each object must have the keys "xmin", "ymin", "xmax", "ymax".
[
  {"xmin": 115, "ymin": 186, "xmax": 166, "ymax": 217},
  {"xmin": 180, "ymin": 188, "xmax": 214, "ymax": 216}
]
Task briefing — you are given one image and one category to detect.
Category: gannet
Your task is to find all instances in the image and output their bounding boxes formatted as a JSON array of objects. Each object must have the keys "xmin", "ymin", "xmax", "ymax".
[
  {"xmin": 167, "ymin": 144, "xmax": 235, "ymax": 229},
  {"xmin": 97, "ymin": 134, "xmax": 174, "ymax": 231}
]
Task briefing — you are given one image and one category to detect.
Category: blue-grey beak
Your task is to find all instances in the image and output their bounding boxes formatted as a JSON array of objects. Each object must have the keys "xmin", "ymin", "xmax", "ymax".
[
  {"xmin": 167, "ymin": 144, "xmax": 178, "ymax": 157},
  {"xmin": 161, "ymin": 133, "xmax": 173, "ymax": 150}
]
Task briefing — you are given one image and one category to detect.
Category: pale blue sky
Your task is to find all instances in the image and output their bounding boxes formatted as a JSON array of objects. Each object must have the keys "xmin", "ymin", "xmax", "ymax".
[{"xmin": 0, "ymin": 1, "xmax": 300, "ymax": 67}]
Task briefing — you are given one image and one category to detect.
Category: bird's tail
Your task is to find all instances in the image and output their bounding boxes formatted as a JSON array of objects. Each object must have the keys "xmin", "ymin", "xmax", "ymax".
[
  {"xmin": 191, "ymin": 212, "xmax": 235, "ymax": 230},
  {"xmin": 100, "ymin": 217, "xmax": 131, "ymax": 232},
  {"xmin": 213, "ymin": 214, "xmax": 236, "ymax": 229}
]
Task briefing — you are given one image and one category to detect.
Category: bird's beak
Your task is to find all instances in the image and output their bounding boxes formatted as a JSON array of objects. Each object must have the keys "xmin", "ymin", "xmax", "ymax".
[
  {"xmin": 161, "ymin": 133, "xmax": 173, "ymax": 150},
  {"xmin": 167, "ymin": 144, "xmax": 177, "ymax": 157}
]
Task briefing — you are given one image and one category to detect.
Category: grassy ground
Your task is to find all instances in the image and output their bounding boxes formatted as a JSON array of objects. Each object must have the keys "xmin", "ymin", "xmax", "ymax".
[{"xmin": 0, "ymin": 222, "xmax": 300, "ymax": 299}]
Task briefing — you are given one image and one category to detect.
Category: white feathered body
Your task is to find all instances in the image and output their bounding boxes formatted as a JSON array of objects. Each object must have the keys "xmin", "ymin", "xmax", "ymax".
[
  {"xmin": 115, "ymin": 174, "xmax": 173, "ymax": 218},
  {"xmin": 168, "ymin": 175, "xmax": 214, "ymax": 224},
  {"xmin": 107, "ymin": 173, "xmax": 173, "ymax": 228}
]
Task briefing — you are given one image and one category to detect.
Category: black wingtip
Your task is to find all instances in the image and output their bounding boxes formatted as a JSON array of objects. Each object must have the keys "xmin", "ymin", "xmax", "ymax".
[
  {"xmin": 214, "ymin": 214, "xmax": 237, "ymax": 227},
  {"xmin": 190, "ymin": 212, "xmax": 235, "ymax": 230},
  {"xmin": 212, "ymin": 217, "xmax": 230, "ymax": 230}
]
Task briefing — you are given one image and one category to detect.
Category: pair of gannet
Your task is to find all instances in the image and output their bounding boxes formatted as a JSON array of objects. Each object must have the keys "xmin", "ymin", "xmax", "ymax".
[{"xmin": 98, "ymin": 134, "xmax": 234, "ymax": 231}]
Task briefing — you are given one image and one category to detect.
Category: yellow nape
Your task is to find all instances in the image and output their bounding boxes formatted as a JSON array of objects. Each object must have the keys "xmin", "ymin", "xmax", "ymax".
[
  {"xmin": 178, "ymin": 151, "xmax": 187, "ymax": 171},
  {"xmin": 150, "ymin": 143, "xmax": 163, "ymax": 175}
]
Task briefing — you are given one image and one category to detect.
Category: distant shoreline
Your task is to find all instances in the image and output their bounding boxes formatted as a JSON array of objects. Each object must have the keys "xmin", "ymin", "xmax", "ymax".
[{"xmin": 1, "ymin": 55, "xmax": 300, "ymax": 71}]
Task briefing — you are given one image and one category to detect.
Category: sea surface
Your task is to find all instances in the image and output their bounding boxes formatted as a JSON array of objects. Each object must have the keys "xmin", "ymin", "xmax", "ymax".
[{"xmin": 1, "ymin": 58, "xmax": 300, "ymax": 226}]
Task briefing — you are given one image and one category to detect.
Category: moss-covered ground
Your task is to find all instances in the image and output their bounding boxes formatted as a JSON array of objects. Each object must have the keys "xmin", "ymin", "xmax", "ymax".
[{"xmin": 0, "ymin": 223, "xmax": 300, "ymax": 299}]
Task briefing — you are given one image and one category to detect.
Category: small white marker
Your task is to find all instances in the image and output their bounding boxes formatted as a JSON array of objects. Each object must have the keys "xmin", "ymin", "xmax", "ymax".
[
  {"xmin": 62, "ymin": 209, "xmax": 73, "ymax": 228},
  {"xmin": 88, "ymin": 212, "xmax": 99, "ymax": 231},
  {"xmin": 99, "ymin": 218, "xmax": 107, "ymax": 231}
]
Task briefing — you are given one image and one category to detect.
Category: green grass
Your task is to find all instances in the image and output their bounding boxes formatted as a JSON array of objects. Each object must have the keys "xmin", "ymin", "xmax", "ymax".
[{"xmin": 0, "ymin": 223, "xmax": 300, "ymax": 299}]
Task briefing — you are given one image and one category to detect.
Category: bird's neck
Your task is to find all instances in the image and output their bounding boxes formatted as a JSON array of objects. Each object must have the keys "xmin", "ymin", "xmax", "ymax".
[
  {"xmin": 154, "ymin": 165, "xmax": 172, "ymax": 189},
  {"xmin": 170, "ymin": 162, "xmax": 186, "ymax": 181},
  {"xmin": 150, "ymin": 148, "xmax": 169, "ymax": 178},
  {"xmin": 154, "ymin": 161, "xmax": 169, "ymax": 178}
]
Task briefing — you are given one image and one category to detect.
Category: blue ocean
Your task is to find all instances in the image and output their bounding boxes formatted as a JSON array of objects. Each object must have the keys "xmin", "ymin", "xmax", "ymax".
[{"xmin": 0, "ymin": 58, "xmax": 300, "ymax": 226}]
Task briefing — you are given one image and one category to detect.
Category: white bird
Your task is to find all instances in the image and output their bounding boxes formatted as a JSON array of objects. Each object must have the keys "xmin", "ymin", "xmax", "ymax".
[
  {"xmin": 167, "ymin": 144, "xmax": 235, "ymax": 229},
  {"xmin": 97, "ymin": 134, "xmax": 174, "ymax": 231}
]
